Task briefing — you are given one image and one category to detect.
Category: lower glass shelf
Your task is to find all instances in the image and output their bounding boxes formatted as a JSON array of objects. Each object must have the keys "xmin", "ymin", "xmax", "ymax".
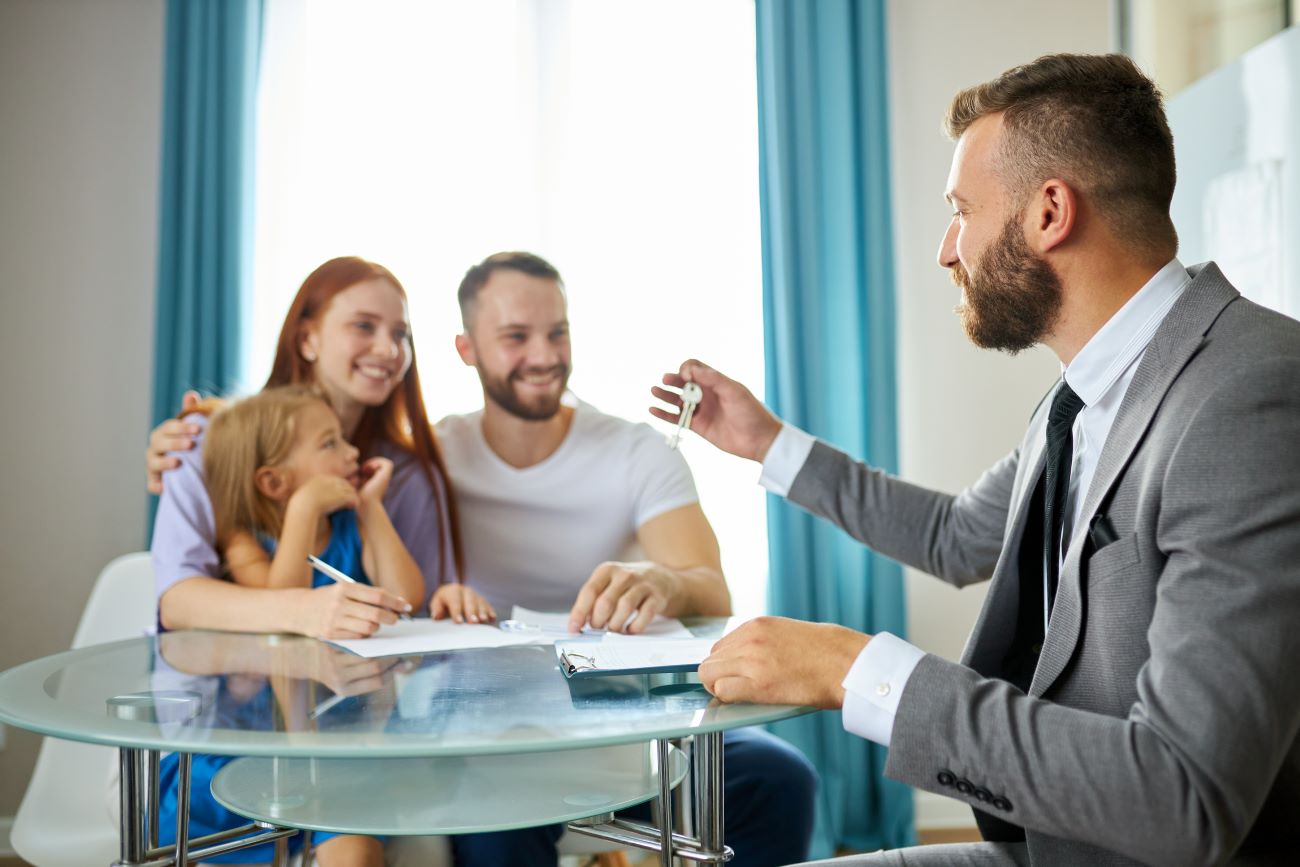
[{"xmin": 211, "ymin": 741, "xmax": 688, "ymax": 835}]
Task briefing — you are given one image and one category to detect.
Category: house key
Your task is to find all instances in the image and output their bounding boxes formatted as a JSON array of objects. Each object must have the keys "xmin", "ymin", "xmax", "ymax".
[{"xmin": 667, "ymin": 382, "xmax": 703, "ymax": 449}]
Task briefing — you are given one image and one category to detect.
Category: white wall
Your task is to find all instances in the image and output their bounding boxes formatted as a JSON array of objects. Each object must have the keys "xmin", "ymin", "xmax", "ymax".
[
  {"xmin": 0, "ymin": 0, "xmax": 164, "ymax": 820},
  {"xmin": 886, "ymin": 0, "xmax": 1112, "ymax": 826}
]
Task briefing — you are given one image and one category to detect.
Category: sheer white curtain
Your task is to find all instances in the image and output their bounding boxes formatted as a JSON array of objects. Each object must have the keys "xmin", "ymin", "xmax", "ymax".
[{"xmin": 252, "ymin": 0, "xmax": 769, "ymax": 617}]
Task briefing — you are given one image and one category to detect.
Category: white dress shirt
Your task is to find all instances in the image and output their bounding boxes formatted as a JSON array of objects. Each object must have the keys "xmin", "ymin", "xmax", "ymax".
[{"xmin": 759, "ymin": 259, "xmax": 1191, "ymax": 745}]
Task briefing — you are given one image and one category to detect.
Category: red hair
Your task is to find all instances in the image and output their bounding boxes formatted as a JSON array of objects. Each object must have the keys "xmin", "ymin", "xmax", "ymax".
[{"xmin": 265, "ymin": 256, "xmax": 463, "ymax": 582}]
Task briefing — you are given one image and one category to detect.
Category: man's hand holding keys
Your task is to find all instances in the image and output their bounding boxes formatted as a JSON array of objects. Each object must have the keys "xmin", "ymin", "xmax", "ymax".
[{"xmin": 650, "ymin": 359, "xmax": 785, "ymax": 463}]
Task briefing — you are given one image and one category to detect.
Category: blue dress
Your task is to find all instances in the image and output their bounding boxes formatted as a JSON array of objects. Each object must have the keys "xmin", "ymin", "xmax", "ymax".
[{"xmin": 156, "ymin": 510, "xmax": 371, "ymax": 862}]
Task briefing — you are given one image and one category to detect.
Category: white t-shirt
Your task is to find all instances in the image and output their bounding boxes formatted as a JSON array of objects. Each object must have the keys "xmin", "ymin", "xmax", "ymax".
[{"xmin": 435, "ymin": 401, "xmax": 700, "ymax": 613}]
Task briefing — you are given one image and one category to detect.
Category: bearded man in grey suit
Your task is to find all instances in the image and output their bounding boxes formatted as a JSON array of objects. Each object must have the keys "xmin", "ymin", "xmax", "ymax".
[{"xmin": 652, "ymin": 54, "xmax": 1300, "ymax": 866}]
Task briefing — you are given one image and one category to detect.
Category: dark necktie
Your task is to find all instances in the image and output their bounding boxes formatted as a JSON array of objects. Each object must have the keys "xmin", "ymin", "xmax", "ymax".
[{"xmin": 1041, "ymin": 381, "xmax": 1085, "ymax": 629}]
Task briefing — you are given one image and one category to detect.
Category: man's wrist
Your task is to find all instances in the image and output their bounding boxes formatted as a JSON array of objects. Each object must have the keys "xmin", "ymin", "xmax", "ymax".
[
  {"xmin": 650, "ymin": 564, "xmax": 684, "ymax": 616},
  {"xmin": 830, "ymin": 628, "xmax": 871, "ymax": 708},
  {"xmin": 757, "ymin": 425, "xmax": 815, "ymax": 497},
  {"xmin": 752, "ymin": 416, "xmax": 783, "ymax": 463}
]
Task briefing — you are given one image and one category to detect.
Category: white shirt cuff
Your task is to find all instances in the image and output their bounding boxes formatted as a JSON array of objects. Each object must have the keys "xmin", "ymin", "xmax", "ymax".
[
  {"xmin": 841, "ymin": 632, "xmax": 925, "ymax": 747},
  {"xmin": 758, "ymin": 424, "xmax": 816, "ymax": 497}
]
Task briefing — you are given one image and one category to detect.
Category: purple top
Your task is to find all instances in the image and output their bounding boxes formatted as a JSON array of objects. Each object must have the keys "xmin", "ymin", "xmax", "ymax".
[{"xmin": 150, "ymin": 413, "xmax": 454, "ymax": 619}]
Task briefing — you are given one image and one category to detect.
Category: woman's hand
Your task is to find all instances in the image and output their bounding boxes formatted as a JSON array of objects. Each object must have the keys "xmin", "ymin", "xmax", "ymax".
[
  {"xmin": 430, "ymin": 583, "xmax": 497, "ymax": 625},
  {"xmin": 145, "ymin": 390, "xmax": 202, "ymax": 494}
]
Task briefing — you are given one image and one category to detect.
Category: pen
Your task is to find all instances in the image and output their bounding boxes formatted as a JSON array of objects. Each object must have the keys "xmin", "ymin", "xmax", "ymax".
[
  {"xmin": 307, "ymin": 555, "xmax": 412, "ymax": 620},
  {"xmin": 308, "ymin": 693, "xmax": 348, "ymax": 720}
]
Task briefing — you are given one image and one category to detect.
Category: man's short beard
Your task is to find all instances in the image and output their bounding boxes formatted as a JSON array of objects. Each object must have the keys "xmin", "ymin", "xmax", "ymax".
[
  {"xmin": 951, "ymin": 213, "xmax": 1063, "ymax": 354},
  {"xmin": 479, "ymin": 364, "xmax": 570, "ymax": 421}
]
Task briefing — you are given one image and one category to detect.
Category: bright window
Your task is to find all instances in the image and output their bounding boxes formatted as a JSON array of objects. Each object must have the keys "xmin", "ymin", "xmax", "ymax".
[{"xmin": 251, "ymin": 0, "xmax": 770, "ymax": 618}]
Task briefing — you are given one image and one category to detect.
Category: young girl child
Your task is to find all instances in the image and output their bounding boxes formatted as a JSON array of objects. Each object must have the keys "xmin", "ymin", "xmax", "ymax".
[
  {"xmin": 205, "ymin": 384, "xmax": 424, "ymax": 607},
  {"xmin": 157, "ymin": 385, "xmax": 495, "ymax": 867}
]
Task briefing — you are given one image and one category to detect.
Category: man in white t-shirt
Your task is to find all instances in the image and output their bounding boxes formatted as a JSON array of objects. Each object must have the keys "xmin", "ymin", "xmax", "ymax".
[
  {"xmin": 436, "ymin": 401, "xmax": 702, "ymax": 616},
  {"xmin": 435, "ymin": 252, "xmax": 817, "ymax": 867}
]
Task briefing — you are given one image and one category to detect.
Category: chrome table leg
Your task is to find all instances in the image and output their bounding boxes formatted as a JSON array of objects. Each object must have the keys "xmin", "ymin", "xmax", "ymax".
[
  {"xmin": 174, "ymin": 753, "xmax": 192, "ymax": 867},
  {"xmin": 118, "ymin": 748, "xmax": 146, "ymax": 865},
  {"xmin": 566, "ymin": 736, "xmax": 732, "ymax": 863},
  {"xmin": 658, "ymin": 738, "xmax": 674, "ymax": 866},
  {"xmin": 694, "ymin": 731, "xmax": 724, "ymax": 855},
  {"xmin": 146, "ymin": 749, "xmax": 161, "ymax": 851}
]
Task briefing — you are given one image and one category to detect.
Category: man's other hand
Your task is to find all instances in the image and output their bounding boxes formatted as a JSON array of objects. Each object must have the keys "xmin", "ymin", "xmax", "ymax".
[{"xmin": 699, "ymin": 616, "xmax": 871, "ymax": 709}]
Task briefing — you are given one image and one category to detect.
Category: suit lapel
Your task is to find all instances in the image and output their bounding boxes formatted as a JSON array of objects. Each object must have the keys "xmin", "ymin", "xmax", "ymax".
[{"xmin": 1030, "ymin": 263, "xmax": 1240, "ymax": 695}]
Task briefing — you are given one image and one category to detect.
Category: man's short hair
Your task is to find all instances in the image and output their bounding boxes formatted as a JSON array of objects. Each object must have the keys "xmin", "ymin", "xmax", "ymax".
[
  {"xmin": 946, "ymin": 53, "xmax": 1178, "ymax": 257},
  {"xmin": 457, "ymin": 251, "xmax": 564, "ymax": 329}
]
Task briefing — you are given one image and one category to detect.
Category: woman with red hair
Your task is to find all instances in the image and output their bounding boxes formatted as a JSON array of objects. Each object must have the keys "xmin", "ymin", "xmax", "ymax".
[{"xmin": 148, "ymin": 256, "xmax": 484, "ymax": 636}]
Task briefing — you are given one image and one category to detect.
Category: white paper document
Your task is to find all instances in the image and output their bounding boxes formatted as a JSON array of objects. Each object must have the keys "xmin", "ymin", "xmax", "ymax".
[
  {"xmin": 507, "ymin": 606, "xmax": 694, "ymax": 640},
  {"xmin": 328, "ymin": 609, "xmax": 701, "ymax": 659},
  {"xmin": 327, "ymin": 618, "xmax": 546, "ymax": 658}
]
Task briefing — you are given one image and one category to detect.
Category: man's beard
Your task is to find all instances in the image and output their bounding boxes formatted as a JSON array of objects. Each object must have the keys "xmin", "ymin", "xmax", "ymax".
[
  {"xmin": 951, "ymin": 214, "xmax": 1063, "ymax": 354},
  {"xmin": 479, "ymin": 364, "xmax": 570, "ymax": 421}
]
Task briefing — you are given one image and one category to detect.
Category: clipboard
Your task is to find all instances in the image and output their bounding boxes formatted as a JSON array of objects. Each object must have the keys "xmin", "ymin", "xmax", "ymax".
[{"xmin": 555, "ymin": 638, "xmax": 715, "ymax": 678}]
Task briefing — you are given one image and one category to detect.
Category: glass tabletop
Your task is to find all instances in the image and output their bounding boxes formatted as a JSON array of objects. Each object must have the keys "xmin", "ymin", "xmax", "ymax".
[{"xmin": 0, "ymin": 625, "xmax": 813, "ymax": 757}]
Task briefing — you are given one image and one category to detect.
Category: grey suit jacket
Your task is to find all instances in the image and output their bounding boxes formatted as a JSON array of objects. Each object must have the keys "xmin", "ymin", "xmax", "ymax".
[{"xmin": 787, "ymin": 263, "xmax": 1300, "ymax": 866}]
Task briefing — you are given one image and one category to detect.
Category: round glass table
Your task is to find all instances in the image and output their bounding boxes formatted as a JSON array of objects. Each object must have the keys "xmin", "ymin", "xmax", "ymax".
[{"xmin": 0, "ymin": 625, "xmax": 814, "ymax": 865}]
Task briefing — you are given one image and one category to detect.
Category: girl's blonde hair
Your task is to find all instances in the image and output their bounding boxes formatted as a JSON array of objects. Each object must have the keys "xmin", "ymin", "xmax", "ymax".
[{"xmin": 203, "ymin": 385, "xmax": 330, "ymax": 546}]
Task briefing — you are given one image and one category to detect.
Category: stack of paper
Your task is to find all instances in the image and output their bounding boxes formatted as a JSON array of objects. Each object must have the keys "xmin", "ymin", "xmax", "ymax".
[{"xmin": 325, "ymin": 608, "xmax": 699, "ymax": 659}]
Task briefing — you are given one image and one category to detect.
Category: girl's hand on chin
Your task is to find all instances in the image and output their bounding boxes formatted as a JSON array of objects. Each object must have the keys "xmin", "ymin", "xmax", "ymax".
[
  {"xmin": 293, "ymin": 475, "xmax": 360, "ymax": 516},
  {"xmin": 356, "ymin": 457, "xmax": 394, "ymax": 503}
]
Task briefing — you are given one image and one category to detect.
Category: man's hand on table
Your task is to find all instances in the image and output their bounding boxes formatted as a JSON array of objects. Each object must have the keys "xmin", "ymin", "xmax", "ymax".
[
  {"xmin": 699, "ymin": 616, "xmax": 871, "ymax": 709},
  {"xmin": 567, "ymin": 560, "xmax": 680, "ymax": 634}
]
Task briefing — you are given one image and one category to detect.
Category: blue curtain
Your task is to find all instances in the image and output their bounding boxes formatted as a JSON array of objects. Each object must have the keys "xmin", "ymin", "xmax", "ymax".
[
  {"xmin": 149, "ymin": 0, "xmax": 263, "ymax": 534},
  {"xmin": 151, "ymin": 0, "xmax": 263, "ymax": 430},
  {"xmin": 756, "ymin": 0, "xmax": 915, "ymax": 856}
]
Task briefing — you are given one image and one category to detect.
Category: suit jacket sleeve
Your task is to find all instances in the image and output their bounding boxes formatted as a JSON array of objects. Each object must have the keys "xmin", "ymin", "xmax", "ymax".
[
  {"xmin": 786, "ymin": 439, "xmax": 1017, "ymax": 587},
  {"xmin": 882, "ymin": 358, "xmax": 1300, "ymax": 867}
]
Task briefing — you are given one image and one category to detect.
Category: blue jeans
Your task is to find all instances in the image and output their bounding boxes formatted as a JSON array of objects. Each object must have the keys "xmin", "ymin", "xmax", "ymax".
[{"xmin": 451, "ymin": 726, "xmax": 818, "ymax": 867}]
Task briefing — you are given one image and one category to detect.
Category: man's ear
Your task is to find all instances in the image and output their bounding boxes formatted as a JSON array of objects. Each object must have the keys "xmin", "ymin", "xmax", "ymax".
[
  {"xmin": 256, "ymin": 466, "xmax": 291, "ymax": 502},
  {"xmin": 454, "ymin": 333, "xmax": 477, "ymax": 367},
  {"xmin": 1029, "ymin": 178, "xmax": 1077, "ymax": 253}
]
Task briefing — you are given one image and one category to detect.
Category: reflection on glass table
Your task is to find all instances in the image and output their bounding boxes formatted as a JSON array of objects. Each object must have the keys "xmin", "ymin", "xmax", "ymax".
[{"xmin": 0, "ymin": 624, "xmax": 814, "ymax": 865}]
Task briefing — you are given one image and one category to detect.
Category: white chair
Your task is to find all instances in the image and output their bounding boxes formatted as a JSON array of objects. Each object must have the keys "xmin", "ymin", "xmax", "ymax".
[{"xmin": 12, "ymin": 552, "xmax": 156, "ymax": 867}]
